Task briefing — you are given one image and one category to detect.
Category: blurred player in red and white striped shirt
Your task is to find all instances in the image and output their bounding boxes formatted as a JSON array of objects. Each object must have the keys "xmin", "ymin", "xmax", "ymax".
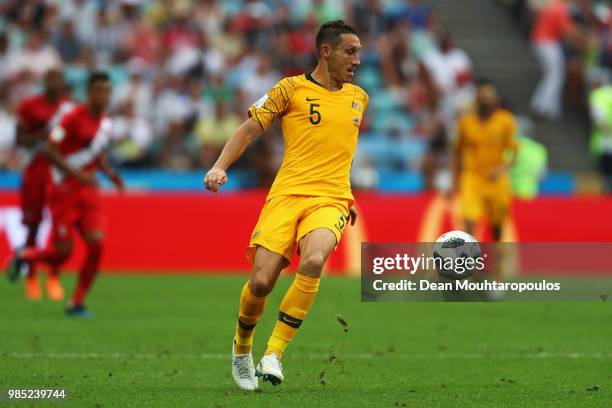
[{"xmin": 6, "ymin": 71, "xmax": 123, "ymax": 318}]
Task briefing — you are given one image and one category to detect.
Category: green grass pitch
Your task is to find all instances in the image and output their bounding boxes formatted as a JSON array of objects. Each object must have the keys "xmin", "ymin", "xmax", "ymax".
[{"xmin": 1, "ymin": 273, "xmax": 611, "ymax": 407}]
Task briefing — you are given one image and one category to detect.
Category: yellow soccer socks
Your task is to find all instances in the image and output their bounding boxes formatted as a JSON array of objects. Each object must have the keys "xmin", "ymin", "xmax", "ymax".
[
  {"xmin": 265, "ymin": 273, "xmax": 320, "ymax": 357},
  {"xmin": 234, "ymin": 281, "xmax": 266, "ymax": 355}
]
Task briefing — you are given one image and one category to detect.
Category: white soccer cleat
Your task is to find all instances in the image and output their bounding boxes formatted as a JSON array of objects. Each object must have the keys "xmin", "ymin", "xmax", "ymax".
[
  {"xmin": 232, "ymin": 340, "xmax": 258, "ymax": 391},
  {"xmin": 256, "ymin": 353, "xmax": 284, "ymax": 386}
]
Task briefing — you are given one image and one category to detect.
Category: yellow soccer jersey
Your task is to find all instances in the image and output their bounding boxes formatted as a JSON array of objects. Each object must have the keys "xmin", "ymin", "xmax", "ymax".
[
  {"xmin": 248, "ymin": 73, "xmax": 369, "ymax": 200},
  {"xmin": 455, "ymin": 109, "xmax": 518, "ymax": 176}
]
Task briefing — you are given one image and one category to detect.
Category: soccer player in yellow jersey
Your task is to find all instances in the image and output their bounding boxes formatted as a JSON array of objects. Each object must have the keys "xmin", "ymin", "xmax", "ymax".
[
  {"xmin": 453, "ymin": 79, "xmax": 518, "ymax": 242},
  {"xmin": 204, "ymin": 20, "xmax": 368, "ymax": 390}
]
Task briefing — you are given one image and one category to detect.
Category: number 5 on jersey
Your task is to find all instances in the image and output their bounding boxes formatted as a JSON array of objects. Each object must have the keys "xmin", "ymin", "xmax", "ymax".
[{"xmin": 309, "ymin": 103, "xmax": 321, "ymax": 125}]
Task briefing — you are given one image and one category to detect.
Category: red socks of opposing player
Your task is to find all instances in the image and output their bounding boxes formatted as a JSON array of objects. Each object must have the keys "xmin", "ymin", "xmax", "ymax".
[{"xmin": 71, "ymin": 241, "xmax": 103, "ymax": 306}]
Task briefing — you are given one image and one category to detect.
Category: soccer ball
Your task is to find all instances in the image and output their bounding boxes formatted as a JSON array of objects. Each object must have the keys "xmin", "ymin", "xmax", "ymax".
[{"xmin": 432, "ymin": 231, "xmax": 482, "ymax": 280}]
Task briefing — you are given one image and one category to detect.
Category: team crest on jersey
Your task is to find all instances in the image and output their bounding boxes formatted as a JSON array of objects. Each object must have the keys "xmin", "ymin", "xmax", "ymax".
[
  {"xmin": 353, "ymin": 117, "xmax": 360, "ymax": 127},
  {"xmin": 352, "ymin": 100, "xmax": 361, "ymax": 111}
]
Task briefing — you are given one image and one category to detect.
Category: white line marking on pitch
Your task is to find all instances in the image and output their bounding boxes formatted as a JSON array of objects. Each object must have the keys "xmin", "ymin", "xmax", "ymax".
[{"xmin": 2, "ymin": 352, "xmax": 611, "ymax": 360}]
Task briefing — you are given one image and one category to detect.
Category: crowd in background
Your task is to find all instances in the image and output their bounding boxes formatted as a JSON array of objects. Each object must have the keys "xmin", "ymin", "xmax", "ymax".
[
  {"xmin": 508, "ymin": 0, "xmax": 612, "ymax": 119},
  {"xmin": 514, "ymin": 0, "xmax": 612, "ymax": 191},
  {"xmin": 0, "ymin": 0, "xmax": 476, "ymax": 190}
]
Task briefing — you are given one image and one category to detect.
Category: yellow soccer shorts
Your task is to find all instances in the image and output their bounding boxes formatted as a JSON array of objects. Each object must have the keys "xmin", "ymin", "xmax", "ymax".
[
  {"xmin": 246, "ymin": 195, "xmax": 352, "ymax": 263},
  {"xmin": 460, "ymin": 174, "xmax": 512, "ymax": 226}
]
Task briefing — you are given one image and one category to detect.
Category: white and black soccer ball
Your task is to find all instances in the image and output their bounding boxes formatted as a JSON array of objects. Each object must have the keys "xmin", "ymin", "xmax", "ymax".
[{"xmin": 433, "ymin": 231, "xmax": 481, "ymax": 280}]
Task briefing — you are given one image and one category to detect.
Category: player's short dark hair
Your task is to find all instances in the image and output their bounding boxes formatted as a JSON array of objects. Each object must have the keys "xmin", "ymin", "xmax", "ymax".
[
  {"xmin": 315, "ymin": 20, "xmax": 358, "ymax": 55},
  {"xmin": 87, "ymin": 71, "xmax": 110, "ymax": 88}
]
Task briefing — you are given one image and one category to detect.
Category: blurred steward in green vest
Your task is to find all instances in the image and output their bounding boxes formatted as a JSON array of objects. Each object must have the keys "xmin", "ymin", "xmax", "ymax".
[
  {"xmin": 509, "ymin": 117, "xmax": 548, "ymax": 199},
  {"xmin": 589, "ymin": 69, "xmax": 612, "ymax": 193}
]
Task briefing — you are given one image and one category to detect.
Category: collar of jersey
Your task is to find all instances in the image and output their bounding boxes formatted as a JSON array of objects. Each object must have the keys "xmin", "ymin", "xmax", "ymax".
[{"xmin": 305, "ymin": 72, "xmax": 345, "ymax": 93}]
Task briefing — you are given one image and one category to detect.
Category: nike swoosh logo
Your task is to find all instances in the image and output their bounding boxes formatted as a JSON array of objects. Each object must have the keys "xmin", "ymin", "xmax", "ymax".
[
  {"xmin": 306, "ymin": 97, "xmax": 320, "ymax": 101},
  {"xmin": 281, "ymin": 315, "xmax": 300, "ymax": 324}
]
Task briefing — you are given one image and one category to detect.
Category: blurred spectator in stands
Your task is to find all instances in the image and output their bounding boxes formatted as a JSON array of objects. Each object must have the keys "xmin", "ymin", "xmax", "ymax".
[
  {"xmin": 423, "ymin": 32, "xmax": 474, "ymax": 132},
  {"xmin": 233, "ymin": 0, "xmax": 273, "ymax": 49},
  {"xmin": 195, "ymin": 100, "xmax": 241, "ymax": 168},
  {"xmin": 110, "ymin": 99, "xmax": 154, "ymax": 167},
  {"xmin": 53, "ymin": 20, "xmax": 81, "ymax": 63},
  {"xmin": 162, "ymin": 3, "xmax": 203, "ymax": 76},
  {"xmin": 594, "ymin": 2, "xmax": 612, "ymax": 71},
  {"xmin": 2, "ymin": 0, "xmax": 47, "ymax": 29},
  {"xmin": 0, "ymin": 84, "xmax": 17, "ymax": 169},
  {"xmin": 194, "ymin": 0, "xmax": 226, "ymax": 36},
  {"xmin": 120, "ymin": 17, "xmax": 161, "ymax": 68},
  {"xmin": 7, "ymin": 30, "xmax": 61, "ymax": 79},
  {"xmin": 200, "ymin": 31, "xmax": 226, "ymax": 78},
  {"xmin": 589, "ymin": 69, "xmax": 612, "ymax": 192},
  {"xmin": 162, "ymin": 2, "xmax": 200, "ymax": 51},
  {"xmin": 58, "ymin": 0, "xmax": 98, "ymax": 43},
  {"xmin": 158, "ymin": 120, "xmax": 193, "ymax": 170},
  {"xmin": 287, "ymin": 14, "xmax": 319, "ymax": 71},
  {"xmin": 409, "ymin": 62, "xmax": 442, "ymax": 139},
  {"xmin": 395, "ymin": 0, "xmax": 433, "ymax": 30},
  {"xmin": 270, "ymin": 26, "xmax": 300, "ymax": 76},
  {"xmin": 530, "ymin": 0, "xmax": 589, "ymax": 120},
  {"xmin": 210, "ymin": 18, "xmax": 246, "ymax": 66},
  {"xmin": 379, "ymin": 20, "xmax": 417, "ymax": 88},
  {"xmin": 238, "ymin": 52, "xmax": 280, "ymax": 113},
  {"xmin": 351, "ymin": 0, "xmax": 387, "ymax": 39},
  {"xmin": 0, "ymin": 34, "xmax": 10, "ymax": 82},
  {"xmin": 294, "ymin": 0, "xmax": 343, "ymax": 25},
  {"xmin": 563, "ymin": 0, "xmax": 597, "ymax": 114},
  {"xmin": 146, "ymin": 0, "xmax": 174, "ymax": 29},
  {"xmin": 88, "ymin": 7, "xmax": 124, "ymax": 64},
  {"xmin": 250, "ymin": 132, "xmax": 282, "ymax": 188},
  {"xmin": 113, "ymin": 66, "xmax": 154, "ymax": 120},
  {"xmin": 421, "ymin": 128, "xmax": 451, "ymax": 193}
]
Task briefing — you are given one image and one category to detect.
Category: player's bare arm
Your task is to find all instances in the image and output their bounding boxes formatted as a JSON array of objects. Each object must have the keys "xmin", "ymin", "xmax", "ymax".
[
  {"xmin": 204, "ymin": 118, "xmax": 262, "ymax": 193},
  {"xmin": 98, "ymin": 153, "xmax": 124, "ymax": 191},
  {"xmin": 41, "ymin": 142, "xmax": 96, "ymax": 186}
]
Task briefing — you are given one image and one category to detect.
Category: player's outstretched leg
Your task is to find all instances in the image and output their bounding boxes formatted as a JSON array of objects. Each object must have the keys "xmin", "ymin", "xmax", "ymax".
[
  {"xmin": 67, "ymin": 237, "xmax": 103, "ymax": 318},
  {"xmin": 232, "ymin": 247, "xmax": 286, "ymax": 391},
  {"xmin": 258, "ymin": 228, "xmax": 335, "ymax": 386}
]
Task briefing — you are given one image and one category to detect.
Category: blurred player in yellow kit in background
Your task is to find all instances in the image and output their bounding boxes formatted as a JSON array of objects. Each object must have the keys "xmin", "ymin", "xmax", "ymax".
[{"xmin": 453, "ymin": 79, "xmax": 518, "ymax": 242}]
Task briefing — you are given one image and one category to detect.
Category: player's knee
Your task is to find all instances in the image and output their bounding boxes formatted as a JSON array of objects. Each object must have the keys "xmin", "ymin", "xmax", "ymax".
[
  {"xmin": 300, "ymin": 252, "xmax": 326, "ymax": 274},
  {"xmin": 249, "ymin": 272, "xmax": 276, "ymax": 297}
]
